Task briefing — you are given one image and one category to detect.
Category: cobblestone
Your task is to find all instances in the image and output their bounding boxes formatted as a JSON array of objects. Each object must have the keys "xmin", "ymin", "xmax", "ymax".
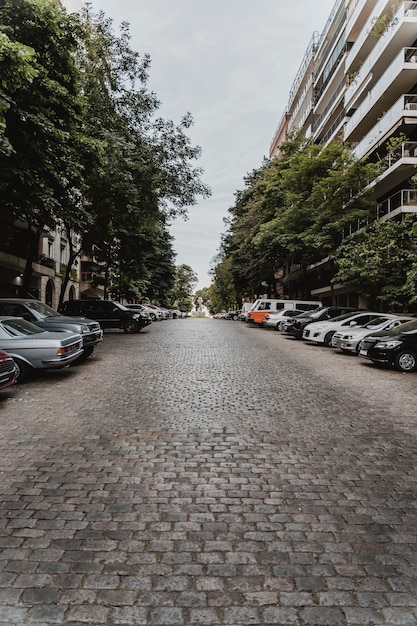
[{"xmin": 0, "ymin": 318, "xmax": 417, "ymax": 624}]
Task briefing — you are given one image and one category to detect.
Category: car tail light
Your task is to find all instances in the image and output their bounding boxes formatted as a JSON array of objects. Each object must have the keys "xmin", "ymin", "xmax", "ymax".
[{"xmin": 57, "ymin": 341, "xmax": 82, "ymax": 356}]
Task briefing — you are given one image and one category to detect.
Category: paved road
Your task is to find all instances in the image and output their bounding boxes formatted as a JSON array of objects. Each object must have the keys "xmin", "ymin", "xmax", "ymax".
[{"xmin": 1, "ymin": 318, "xmax": 417, "ymax": 626}]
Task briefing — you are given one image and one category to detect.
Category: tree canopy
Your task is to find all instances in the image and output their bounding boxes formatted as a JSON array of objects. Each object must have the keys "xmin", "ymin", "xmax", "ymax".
[
  {"xmin": 0, "ymin": 0, "xmax": 210, "ymax": 304},
  {"xmin": 213, "ymin": 131, "xmax": 381, "ymax": 307}
]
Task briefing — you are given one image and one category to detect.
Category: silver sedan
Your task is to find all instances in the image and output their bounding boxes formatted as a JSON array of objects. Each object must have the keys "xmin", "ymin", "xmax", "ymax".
[{"xmin": 0, "ymin": 316, "xmax": 83, "ymax": 383}]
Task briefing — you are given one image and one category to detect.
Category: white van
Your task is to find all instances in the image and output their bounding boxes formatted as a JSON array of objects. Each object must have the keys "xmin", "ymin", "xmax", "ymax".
[{"xmin": 247, "ymin": 299, "xmax": 321, "ymax": 325}]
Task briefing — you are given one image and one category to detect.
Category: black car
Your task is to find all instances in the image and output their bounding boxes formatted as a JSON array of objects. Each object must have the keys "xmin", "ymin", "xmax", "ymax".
[
  {"xmin": 0, "ymin": 298, "xmax": 103, "ymax": 359},
  {"xmin": 283, "ymin": 306, "xmax": 362, "ymax": 340},
  {"xmin": 358, "ymin": 318, "xmax": 417, "ymax": 372},
  {"xmin": 59, "ymin": 299, "xmax": 150, "ymax": 333}
]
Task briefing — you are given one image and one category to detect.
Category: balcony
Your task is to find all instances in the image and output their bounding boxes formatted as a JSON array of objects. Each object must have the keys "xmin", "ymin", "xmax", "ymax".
[
  {"xmin": 345, "ymin": 2, "xmax": 417, "ymax": 107},
  {"xmin": 353, "ymin": 94, "xmax": 417, "ymax": 158},
  {"xmin": 346, "ymin": 0, "xmax": 417, "ymax": 70},
  {"xmin": 345, "ymin": 47, "xmax": 417, "ymax": 141},
  {"xmin": 369, "ymin": 141, "xmax": 417, "ymax": 197},
  {"xmin": 346, "ymin": 0, "xmax": 379, "ymax": 41},
  {"xmin": 342, "ymin": 188, "xmax": 417, "ymax": 238}
]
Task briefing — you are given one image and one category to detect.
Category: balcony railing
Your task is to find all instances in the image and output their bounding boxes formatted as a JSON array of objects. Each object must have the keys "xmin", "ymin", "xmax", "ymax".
[
  {"xmin": 353, "ymin": 94, "xmax": 417, "ymax": 158},
  {"xmin": 342, "ymin": 187, "xmax": 417, "ymax": 238},
  {"xmin": 35, "ymin": 255, "xmax": 55, "ymax": 270},
  {"xmin": 383, "ymin": 141, "xmax": 417, "ymax": 168}
]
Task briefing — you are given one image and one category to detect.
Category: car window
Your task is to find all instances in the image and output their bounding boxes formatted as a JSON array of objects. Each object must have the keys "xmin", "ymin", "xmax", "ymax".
[
  {"xmin": 326, "ymin": 312, "xmax": 360, "ymax": 323},
  {"xmin": 25, "ymin": 301, "xmax": 58, "ymax": 317},
  {"xmin": 397, "ymin": 320, "xmax": 417, "ymax": 334}
]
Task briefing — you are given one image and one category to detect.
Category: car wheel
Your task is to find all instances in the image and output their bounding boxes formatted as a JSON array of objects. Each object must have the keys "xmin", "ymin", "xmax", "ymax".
[
  {"xmin": 123, "ymin": 320, "xmax": 138, "ymax": 334},
  {"xmin": 14, "ymin": 358, "xmax": 31, "ymax": 384},
  {"xmin": 393, "ymin": 350, "xmax": 417, "ymax": 372},
  {"xmin": 324, "ymin": 331, "xmax": 335, "ymax": 346}
]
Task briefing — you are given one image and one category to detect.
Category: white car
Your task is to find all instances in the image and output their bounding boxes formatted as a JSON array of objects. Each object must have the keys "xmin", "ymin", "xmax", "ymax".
[
  {"xmin": 262, "ymin": 309, "xmax": 305, "ymax": 330},
  {"xmin": 302, "ymin": 311, "xmax": 382, "ymax": 346},
  {"xmin": 332, "ymin": 315, "xmax": 414, "ymax": 353}
]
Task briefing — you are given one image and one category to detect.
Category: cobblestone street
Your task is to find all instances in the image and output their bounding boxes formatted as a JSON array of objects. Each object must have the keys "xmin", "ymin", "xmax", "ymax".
[{"xmin": 1, "ymin": 317, "xmax": 417, "ymax": 626}]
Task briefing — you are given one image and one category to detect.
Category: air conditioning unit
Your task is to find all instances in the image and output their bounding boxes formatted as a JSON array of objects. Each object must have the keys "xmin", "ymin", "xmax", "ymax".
[{"xmin": 405, "ymin": 103, "xmax": 417, "ymax": 110}]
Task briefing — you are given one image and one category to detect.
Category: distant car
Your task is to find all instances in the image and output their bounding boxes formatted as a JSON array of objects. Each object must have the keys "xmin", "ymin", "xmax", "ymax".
[
  {"xmin": 0, "ymin": 349, "xmax": 17, "ymax": 391},
  {"xmin": 302, "ymin": 311, "xmax": 381, "ymax": 346},
  {"xmin": 332, "ymin": 315, "xmax": 414, "ymax": 354},
  {"xmin": 137, "ymin": 304, "xmax": 164, "ymax": 321},
  {"xmin": 0, "ymin": 298, "xmax": 103, "ymax": 359},
  {"xmin": 358, "ymin": 318, "xmax": 417, "ymax": 372},
  {"xmin": 124, "ymin": 303, "xmax": 158, "ymax": 322},
  {"xmin": 0, "ymin": 316, "xmax": 83, "ymax": 383},
  {"xmin": 225, "ymin": 310, "xmax": 240, "ymax": 320},
  {"xmin": 263, "ymin": 309, "xmax": 305, "ymax": 330},
  {"xmin": 59, "ymin": 300, "xmax": 148, "ymax": 333},
  {"xmin": 283, "ymin": 306, "xmax": 362, "ymax": 340}
]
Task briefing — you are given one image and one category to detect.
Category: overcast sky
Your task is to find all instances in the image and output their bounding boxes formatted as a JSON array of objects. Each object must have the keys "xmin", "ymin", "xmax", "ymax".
[{"xmin": 89, "ymin": 0, "xmax": 336, "ymax": 291}]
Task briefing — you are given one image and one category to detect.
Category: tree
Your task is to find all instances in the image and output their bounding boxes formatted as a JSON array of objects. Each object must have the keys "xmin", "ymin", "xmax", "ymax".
[
  {"xmin": 333, "ymin": 216, "xmax": 417, "ymax": 311},
  {"xmin": 76, "ymin": 7, "xmax": 211, "ymax": 302},
  {"xmin": 173, "ymin": 264, "xmax": 198, "ymax": 310},
  {"xmin": 0, "ymin": 0, "xmax": 90, "ymax": 297},
  {"xmin": 216, "ymin": 131, "xmax": 379, "ymax": 299}
]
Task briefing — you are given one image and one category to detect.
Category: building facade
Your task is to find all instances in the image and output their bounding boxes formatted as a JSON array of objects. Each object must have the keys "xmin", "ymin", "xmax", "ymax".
[{"xmin": 270, "ymin": 0, "xmax": 417, "ymax": 305}]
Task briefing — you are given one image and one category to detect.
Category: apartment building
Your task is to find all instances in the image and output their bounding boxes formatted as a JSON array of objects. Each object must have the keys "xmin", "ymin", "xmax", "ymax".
[{"xmin": 270, "ymin": 0, "xmax": 417, "ymax": 305}]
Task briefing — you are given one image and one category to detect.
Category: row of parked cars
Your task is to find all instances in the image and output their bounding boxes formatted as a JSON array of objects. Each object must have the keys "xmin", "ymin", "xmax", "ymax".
[
  {"xmin": 0, "ymin": 298, "xmax": 186, "ymax": 387},
  {"xmin": 244, "ymin": 300, "xmax": 417, "ymax": 373}
]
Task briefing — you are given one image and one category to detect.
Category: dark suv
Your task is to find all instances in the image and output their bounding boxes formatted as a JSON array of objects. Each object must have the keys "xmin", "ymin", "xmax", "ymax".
[
  {"xmin": 358, "ymin": 318, "xmax": 417, "ymax": 372},
  {"xmin": 0, "ymin": 298, "xmax": 103, "ymax": 359},
  {"xmin": 59, "ymin": 300, "xmax": 151, "ymax": 333},
  {"xmin": 283, "ymin": 306, "xmax": 362, "ymax": 340}
]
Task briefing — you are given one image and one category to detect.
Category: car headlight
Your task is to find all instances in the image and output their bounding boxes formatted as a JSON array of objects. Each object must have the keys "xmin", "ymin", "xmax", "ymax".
[
  {"xmin": 81, "ymin": 324, "xmax": 90, "ymax": 333},
  {"xmin": 374, "ymin": 340, "xmax": 402, "ymax": 349}
]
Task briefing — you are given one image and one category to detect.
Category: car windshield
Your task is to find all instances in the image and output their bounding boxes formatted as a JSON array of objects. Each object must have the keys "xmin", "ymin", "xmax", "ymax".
[
  {"xmin": 304, "ymin": 307, "xmax": 328, "ymax": 319},
  {"xmin": 326, "ymin": 312, "xmax": 361, "ymax": 323},
  {"xmin": 362, "ymin": 316, "xmax": 392, "ymax": 329},
  {"xmin": 396, "ymin": 319, "xmax": 417, "ymax": 334},
  {"xmin": 297, "ymin": 306, "xmax": 324, "ymax": 319},
  {"xmin": 25, "ymin": 301, "xmax": 59, "ymax": 317},
  {"xmin": 1, "ymin": 318, "xmax": 46, "ymax": 336}
]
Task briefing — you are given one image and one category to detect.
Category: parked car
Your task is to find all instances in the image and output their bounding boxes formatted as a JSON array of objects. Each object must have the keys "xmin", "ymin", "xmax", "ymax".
[
  {"xmin": 262, "ymin": 309, "xmax": 305, "ymax": 330},
  {"xmin": 225, "ymin": 310, "xmax": 240, "ymax": 320},
  {"xmin": 0, "ymin": 316, "xmax": 84, "ymax": 383},
  {"xmin": 332, "ymin": 315, "xmax": 414, "ymax": 354},
  {"xmin": 283, "ymin": 306, "xmax": 362, "ymax": 340},
  {"xmin": 0, "ymin": 298, "xmax": 103, "ymax": 359},
  {"xmin": 0, "ymin": 348, "xmax": 17, "ymax": 391},
  {"xmin": 239, "ymin": 302, "xmax": 255, "ymax": 321},
  {"xmin": 302, "ymin": 311, "xmax": 381, "ymax": 346},
  {"xmin": 59, "ymin": 300, "xmax": 149, "ymax": 333},
  {"xmin": 358, "ymin": 318, "xmax": 417, "ymax": 372},
  {"xmin": 138, "ymin": 304, "xmax": 164, "ymax": 321},
  {"xmin": 124, "ymin": 303, "xmax": 159, "ymax": 322}
]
